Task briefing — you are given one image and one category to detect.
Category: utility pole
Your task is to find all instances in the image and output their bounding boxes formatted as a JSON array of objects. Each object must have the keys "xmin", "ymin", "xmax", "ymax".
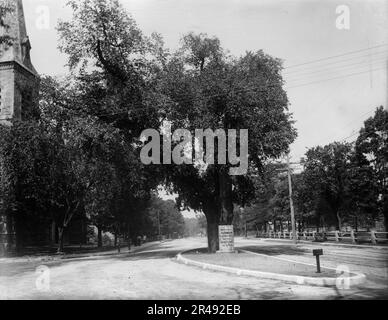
[
  {"xmin": 386, "ymin": 58, "xmax": 388, "ymax": 110},
  {"xmin": 240, "ymin": 207, "xmax": 247, "ymax": 238},
  {"xmin": 287, "ymin": 154, "xmax": 297, "ymax": 245},
  {"xmin": 158, "ymin": 210, "xmax": 161, "ymax": 241}
]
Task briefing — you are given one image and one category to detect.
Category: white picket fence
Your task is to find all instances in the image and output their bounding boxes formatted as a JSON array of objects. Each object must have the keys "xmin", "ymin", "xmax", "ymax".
[{"xmin": 257, "ymin": 230, "xmax": 388, "ymax": 245}]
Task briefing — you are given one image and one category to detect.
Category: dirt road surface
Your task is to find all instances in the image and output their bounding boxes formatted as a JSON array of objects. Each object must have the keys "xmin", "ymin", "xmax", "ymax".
[{"xmin": 0, "ymin": 237, "xmax": 387, "ymax": 299}]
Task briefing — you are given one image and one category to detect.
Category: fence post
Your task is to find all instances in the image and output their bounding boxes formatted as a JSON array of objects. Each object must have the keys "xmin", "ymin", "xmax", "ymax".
[
  {"xmin": 296, "ymin": 231, "xmax": 299, "ymax": 240},
  {"xmin": 335, "ymin": 231, "xmax": 339, "ymax": 242},
  {"xmin": 371, "ymin": 231, "xmax": 377, "ymax": 244},
  {"xmin": 350, "ymin": 230, "xmax": 356, "ymax": 244},
  {"xmin": 303, "ymin": 232, "xmax": 307, "ymax": 240},
  {"xmin": 289, "ymin": 232, "xmax": 292, "ymax": 240}
]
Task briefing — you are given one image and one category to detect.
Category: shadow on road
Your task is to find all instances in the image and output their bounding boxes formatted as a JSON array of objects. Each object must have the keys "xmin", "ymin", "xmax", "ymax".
[
  {"xmin": 240, "ymin": 245, "xmax": 310, "ymax": 256},
  {"xmin": 0, "ymin": 242, "xmax": 180, "ymax": 277}
]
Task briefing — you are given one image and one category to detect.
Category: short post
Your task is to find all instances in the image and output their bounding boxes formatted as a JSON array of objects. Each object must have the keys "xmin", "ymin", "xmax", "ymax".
[
  {"xmin": 371, "ymin": 231, "xmax": 377, "ymax": 244},
  {"xmin": 296, "ymin": 231, "xmax": 299, "ymax": 240},
  {"xmin": 289, "ymin": 232, "xmax": 292, "ymax": 240},
  {"xmin": 283, "ymin": 231, "xmax": 286, "ymax": 239},
  {"xmin": 335, "ymin": 231, "xmax": 339, "ymax": 242},
  {"xmin": 303, "ymin": 232, "xmax": 307, "ymax": 240},
  {"xmin": 350, "ymin": 230, "xmax": 356, "ymax": 244},
  {"xmin": 313, "ymin": 249, "xmax": 323, "ymax": 273}
]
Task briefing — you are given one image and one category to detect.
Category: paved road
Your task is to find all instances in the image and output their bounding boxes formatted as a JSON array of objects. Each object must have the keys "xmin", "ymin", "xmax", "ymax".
[{"xmin": 0, "ymin": 237, "xmax": 387, "ymax": 299}]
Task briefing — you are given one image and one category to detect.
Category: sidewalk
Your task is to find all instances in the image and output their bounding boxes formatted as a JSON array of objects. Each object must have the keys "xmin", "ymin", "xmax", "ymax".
[
  {"xmin": 250, "ymin": 237, "xmax": 388, "ymax": 250},
  {"xmin": 0, "ymin": 241, "xmax": 160, "ymax": 264}
]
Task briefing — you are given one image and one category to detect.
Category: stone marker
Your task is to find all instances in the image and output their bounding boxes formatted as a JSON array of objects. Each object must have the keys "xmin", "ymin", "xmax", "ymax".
[{"xmin": 218, "ymin": 225, "xmax": 234, "ymax": 253}]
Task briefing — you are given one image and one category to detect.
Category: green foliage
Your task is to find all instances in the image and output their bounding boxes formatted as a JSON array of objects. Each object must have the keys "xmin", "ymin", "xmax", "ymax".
[
  {"xmin": 161, "ymin": 32, "xmax": 296, "ymax": 251},
  {"xmin": 355, "ymin": 106, "xmax": 388, "ymax": 229},
  {"xmin": 57, "ymin": 0, "xmax": 166, "ymax": 134},
  {"xmin": 244, "ymin": 106, "xmax": 387, "ymax": 233}
]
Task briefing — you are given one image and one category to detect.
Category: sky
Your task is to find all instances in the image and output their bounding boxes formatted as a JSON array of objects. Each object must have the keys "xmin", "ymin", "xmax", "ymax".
[{"xmin": 22, "ymin": 0, "xmax": 388, "ymax": 216}]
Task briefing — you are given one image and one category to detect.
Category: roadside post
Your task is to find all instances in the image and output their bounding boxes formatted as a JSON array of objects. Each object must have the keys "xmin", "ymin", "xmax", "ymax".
[{"xmin": 313, "ymin": 249, "xmax": 323, "ymax": 273}]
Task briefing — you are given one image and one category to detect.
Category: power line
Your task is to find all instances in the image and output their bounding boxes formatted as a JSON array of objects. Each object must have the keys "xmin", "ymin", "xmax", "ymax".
[
  {"xmin": 285, "ymin": 66, "xmax": 386, "ymax": 89},
  {"xmin": 71, "ymin": 64, "xmax": 384, "ymax": 119},
  {"xmin": 340, "ymin": 131, "xmax": 359, "ymax": 142},
  {"xmin": 284, "ymin": 43, "xmax": 388, "ymax": 69},
  {"xmin": 284, "ymin": 50, "xmax": 388, "ymax": 76},
  {"xmin": 290, "ymin": 106, "xmax": 379, "ymax": 161},
  {"xmin": 285, "ymin": 55, "xmax": 388, "ymax": 81},
  {"xmin": 313, "ymin": 109, "xmax": 376, "ymax": 147},
  {"xmin": 53, "ymin": 49, "xmax": 387, "ymax": 119},
  {"xmin": 68, "ymin": 65, "xmax": 384, "ymax": 119}
]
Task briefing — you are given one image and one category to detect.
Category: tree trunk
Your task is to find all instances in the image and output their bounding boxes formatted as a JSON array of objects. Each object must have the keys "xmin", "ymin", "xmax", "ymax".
[
  {"xmin": 12, "ymin": 214, "xmax": 22, "ymax": 254},
  {"xmin": 336, "ymin": 211, "xmax": 342, "ymax": 231},
  {"xmin": 127, "ymin": 228, "xmax": 131, "ymax": 251},
  {"xmin": 384, "ymin": 214, "xmax": 388, "ymax": 237},
  {"xmin": 354, "ymin": 216, "xmax": 358, "ymax": 232},
  {"xmin": 383, "ymin": 195, "xmax": 388, "ymax": 236},
  {"xmin": 97, "ymin": 226, "xmax": 102, "ymax": 248},
  {"xmin": 57, "ymin": 227, "xmax": 64, "ymax": 254},
  {"xmin": 206, "ymin": 216, "xmax": 219, "ymax": 253},
  {"xmin": 203, "ymin": 200, "xmax": 220, "ymax": 253},
  {"xmin": 218, "ymin": 168, "xmax": 234, "ymax": 224}
]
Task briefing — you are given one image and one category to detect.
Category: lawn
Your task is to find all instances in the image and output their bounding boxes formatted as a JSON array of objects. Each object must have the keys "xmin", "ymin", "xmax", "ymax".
[{"xmin": 183, "ymin": 249, "xmax": 340, "ymax": 278}]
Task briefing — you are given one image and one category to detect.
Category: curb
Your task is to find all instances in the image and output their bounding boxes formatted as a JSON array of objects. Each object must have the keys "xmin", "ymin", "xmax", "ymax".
[{"xmin": 176, "ymin": 249, "xmax": 366, "ymax": 287}]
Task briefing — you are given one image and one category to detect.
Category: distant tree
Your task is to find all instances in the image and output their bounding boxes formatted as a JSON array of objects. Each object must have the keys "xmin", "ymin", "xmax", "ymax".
[
  {"xmin": 302, "ymin": 142, "xmax": 354, "ymax": 231},
  {"xmin": 184, "ymin": 215, "xmax": 207, "ymax": 237},
  {"xmin": 145, "ymin": 196, "xmax": 185, "ymax": 238},
  {"xmin": 346, "ymin": 155, "xmax": 379, "ymax": 230},
  {"xmin": 292, "ymin": 173, "xmax": 317, "ymax": 230},
  {"xmin": 355, "ymin": 106, "xmax": 388, "ymax": 231}
]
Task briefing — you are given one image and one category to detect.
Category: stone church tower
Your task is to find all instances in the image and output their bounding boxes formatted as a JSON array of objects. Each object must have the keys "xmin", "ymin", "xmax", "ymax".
[
  {"xmin": 0, "ymin": 0, "xmax": 39, "ymax": 255},
  {"xmin": 0, "ymin": 0, "xmax": 39, "ymax": 124}
]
